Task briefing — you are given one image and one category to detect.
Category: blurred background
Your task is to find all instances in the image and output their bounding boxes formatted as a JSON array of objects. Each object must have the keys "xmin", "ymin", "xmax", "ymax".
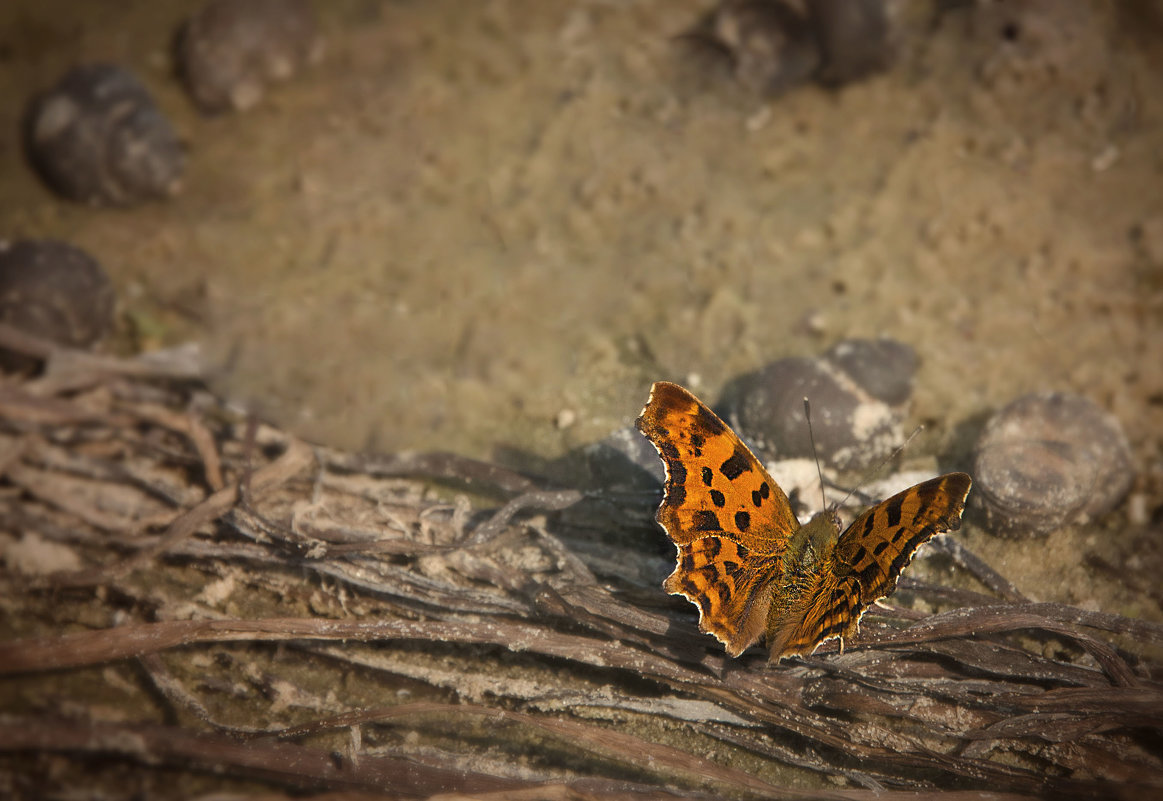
[
  {"xmin": 2, "ymin": 0, "xmax": 1159, "ymax": 457},
  {"xmin": 1, "ymin": 1, "xmax": 1160, "ymax": 603}
]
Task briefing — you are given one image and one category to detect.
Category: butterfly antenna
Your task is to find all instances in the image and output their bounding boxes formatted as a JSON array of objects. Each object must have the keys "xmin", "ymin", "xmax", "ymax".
[
  {"xmin": 803, "ymin": 398, "xmax": 829, "ymax": 512},
  {"xmin": 835, "ymin": 424, "xmax": 926, "ymax": 509}
]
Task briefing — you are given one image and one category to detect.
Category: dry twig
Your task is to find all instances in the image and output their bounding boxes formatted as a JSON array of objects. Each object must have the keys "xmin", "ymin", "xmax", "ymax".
[{"xmin": 0, "ymin": 369, "xmax": 1160, "ymax": 799}]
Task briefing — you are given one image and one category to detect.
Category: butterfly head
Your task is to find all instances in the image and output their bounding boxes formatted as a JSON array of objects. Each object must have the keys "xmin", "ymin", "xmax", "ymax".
[
  {"xmin": 795, "ymin": 508, "xmax": 841, "ymax": 563},
  {"xmin": 811, "ymin": 508, "xmax": 842, "ymax": 534}
]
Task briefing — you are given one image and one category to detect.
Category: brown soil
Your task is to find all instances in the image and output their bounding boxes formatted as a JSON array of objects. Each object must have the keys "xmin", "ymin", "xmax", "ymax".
[{"xmin": 1, "ymin": 2, "xmax": 1161, "ymax": 616}]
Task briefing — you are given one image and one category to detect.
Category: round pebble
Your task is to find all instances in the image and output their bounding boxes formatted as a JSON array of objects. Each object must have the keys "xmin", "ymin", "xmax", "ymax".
[
  {"xmin": 26, "ymin": 64, "xmax": 185, "ymax": 206},
  {"xmin": 0, "ymin": 240, "xmax": 116, "ymax": 372},
  {"xmin": 690, "ymin": 0, "xmax": 821, "ymax": 97},
  {"xmin": 824, "ymin": 338, "xmax": 917, "ymax": 406},
  {"xmin": 574, "ymin": 425, "xmax": 666, "ymax": 490},
  {"xmin": 178, "ymin": 0, "xmax": 324, "ymax": 114},
  {"xmin": 726, "ymin": 344, "xmax": 907, "ymax": 471},
  {"xmin": 805, "ymin": 0, "xmax": 895, "ymax": 87},
  {"xmin": 972, "ymin": 392, "xmax": 1135, "ymax": 537}
]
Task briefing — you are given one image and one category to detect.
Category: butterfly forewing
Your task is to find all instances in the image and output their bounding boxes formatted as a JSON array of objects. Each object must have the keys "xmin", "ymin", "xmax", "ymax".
[
  {"xmin": 833, "ymin": 472, "xmax": 972, "ymax": 605},
  {"xmin": 636, "ymin": 381, "xmax": 798, "ymax": 554},
  {"xmin": 768, "ymin": 472, "xmax": 973, "ymax": 659},
  {"xmin": 637, "ymin": 381, "xmax": 799, "ymax": 655},
  {"xmin": 636, "ymin": 381, "xmax": 973, "ymax": 662}
]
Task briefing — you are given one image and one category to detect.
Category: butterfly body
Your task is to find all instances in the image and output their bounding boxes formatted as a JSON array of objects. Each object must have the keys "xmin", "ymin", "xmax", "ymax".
[{"xmin": 636, "ymin": 381, "xmax": 972, "ymax": 661}]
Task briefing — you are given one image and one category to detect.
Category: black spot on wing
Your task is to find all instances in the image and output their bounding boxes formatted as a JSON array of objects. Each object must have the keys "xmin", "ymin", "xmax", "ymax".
[
  {"xmin": 872, "ymin": 540, "xmax": 890, "ymax": 556},
  {"xmin": 817, "ymin": 593, "xmax": 851, "ymax": 640},
  {"xmin": 735, "ymin": 511, "xmax": 751, "ymax": 532},
  {"xmin": 916, "ymin": 478, "xmax": 942, "ymax": 505},
  {"xmin": 689, "ymin": 433, "xmax": 705, "ymax": 450},
  {"xmin": 721, "ymin": 560, "xmax": 740, "ymax": 573},
  {"xmin": 695, "ymin": 405, "xmax": 727, "ymax": 436},
  {"xmin": 820, "ymin": 618, "xmax": 845, "ymax": 639},
  {"xmin": 884, "ymin": 524, "xmax": 939, "ymax": 587},
  {"xmin": 849, "ymin": 545, "xmax": 867, "ymax": 566},
  {"xmin": 701, "ymin": 466, "xmax": 714, "ymax": 487},
  {"xmin": 859, "ymin": 562, "xmax": 884, "ymax": 591},
  {"xmin": 710, "ymin": 489, "xmax": 726, "ymax": 508},
  {"xmin": 914, "ymin": 479, "xmax": 953, "ymax": 521},
  {"xmin": 703, "ymin": 538, "xmax": 722, "ymax": 558},
  {"xmin": 719, "ymin": 448, "xmax": 751, "ymax": 481},
  {"xmin": 692, "ymin": 511, "xmax": 722, "ymax": 532},
  {"xmin": 752, "ymin": 482, "xmax": 770, "ymax": 507},
  {"xmin": 884, "ymin": 497, "xmax": 903, "ymax": 528}
]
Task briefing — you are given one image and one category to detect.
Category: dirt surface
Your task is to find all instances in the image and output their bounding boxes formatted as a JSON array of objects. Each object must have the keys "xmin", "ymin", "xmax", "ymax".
[{"xmin": 1, "ymin": 1, "xmax": 1161, "ymax": 613}]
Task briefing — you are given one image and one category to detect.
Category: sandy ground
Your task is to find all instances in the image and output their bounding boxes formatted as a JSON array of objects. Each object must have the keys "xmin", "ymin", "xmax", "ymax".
[{"xmin": 1, "ymin": 1, "xmax": 1161, "ymax": 615}]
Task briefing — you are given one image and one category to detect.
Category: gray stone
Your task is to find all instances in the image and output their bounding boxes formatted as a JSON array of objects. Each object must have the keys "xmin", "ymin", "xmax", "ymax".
[
  {"xmin": 27, "ymin": 64, "xmax": 185, "ymax": 206},
  {"xmin": 178, "ymin": 0, "xmax": 324, "ymax": 114},
  {"xmin": 806, "ymin": 0, "xmax": 894, "ymax": 87},
  {"xmin": 686, "ymin": 1, "xmax": 821, "ymax": 97},
  {"xmin": 973, "ymin": 392, "xmax": 1134, "ymax": 537},
  {"xmin": 727, "ymin": 355, "xmax": 902, "ymax": 472},
  {"xmin": 0, "ymin": 239, "xmax": 116, "ymax": 372},
  {"xmin": 824, "ymin": 338, "xmax": 917, "ymax": 407}
]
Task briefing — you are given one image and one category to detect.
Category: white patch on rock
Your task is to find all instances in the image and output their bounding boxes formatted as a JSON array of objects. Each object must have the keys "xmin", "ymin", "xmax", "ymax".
[{"xmin": 848, "ymin": 398, "xmax": 894, "ymax": 441}]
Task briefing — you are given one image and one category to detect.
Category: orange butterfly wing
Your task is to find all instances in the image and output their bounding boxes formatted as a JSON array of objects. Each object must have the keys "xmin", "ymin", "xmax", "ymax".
[
  {"xmin": 636, "ymin": 381, "xmax": 798, "ymax": 656},
  {"xmin": 766, "ymin": 472, "xmax": 973, "ymax": 659}
]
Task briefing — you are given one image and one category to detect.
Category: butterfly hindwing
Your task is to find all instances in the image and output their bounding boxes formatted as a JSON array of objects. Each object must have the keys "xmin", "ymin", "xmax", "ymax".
[
  {"xmin": 767, "ymin": 570, "xmax": 862, "ymax": 659},
  {"xmin": 663, "ymin": 536, "xmax": 776, "ymax": 656}
]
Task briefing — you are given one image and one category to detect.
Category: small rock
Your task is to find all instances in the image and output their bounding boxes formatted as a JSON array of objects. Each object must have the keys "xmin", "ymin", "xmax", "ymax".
[
  {"xmin": 805, "ymin": 0, "xmax": 894, "ymax": 86},
  {"xmin": 973, "ymin": 392, "xmax": 1134, "ymax": 537},
  {"xmin": 26, "ymin": 64, "xmax": 185, "ymax": 206},
  {"xmin": 0, "ymin": 240, "xmax": 116, "ymax": 372},
  {"xmin": 687, "ymin": 0, "xmax": 821, "ymax": 97},
  {"xmin": 684, "ymin": 0, "xmax": 894, "ymax": 97},
  {"xmin": 178, "ymin": 0, "xmax": 324, "ymax": 114},
  {"xmin": 558, "ymin": 425, "xmax": 664, "ymax": 490},
  {"xmin": 725, "ymin": 338, "xmax": 914, "ymax": 471},
  {"xmin": 824, "ymin": 337, "xmax": 917, "ymax": 406}
]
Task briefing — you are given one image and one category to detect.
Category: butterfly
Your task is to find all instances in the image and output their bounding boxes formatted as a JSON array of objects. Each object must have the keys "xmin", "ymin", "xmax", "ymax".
[{"xmin": 636, "ymin": 381, "xmax": 972, "ymax": 661}]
